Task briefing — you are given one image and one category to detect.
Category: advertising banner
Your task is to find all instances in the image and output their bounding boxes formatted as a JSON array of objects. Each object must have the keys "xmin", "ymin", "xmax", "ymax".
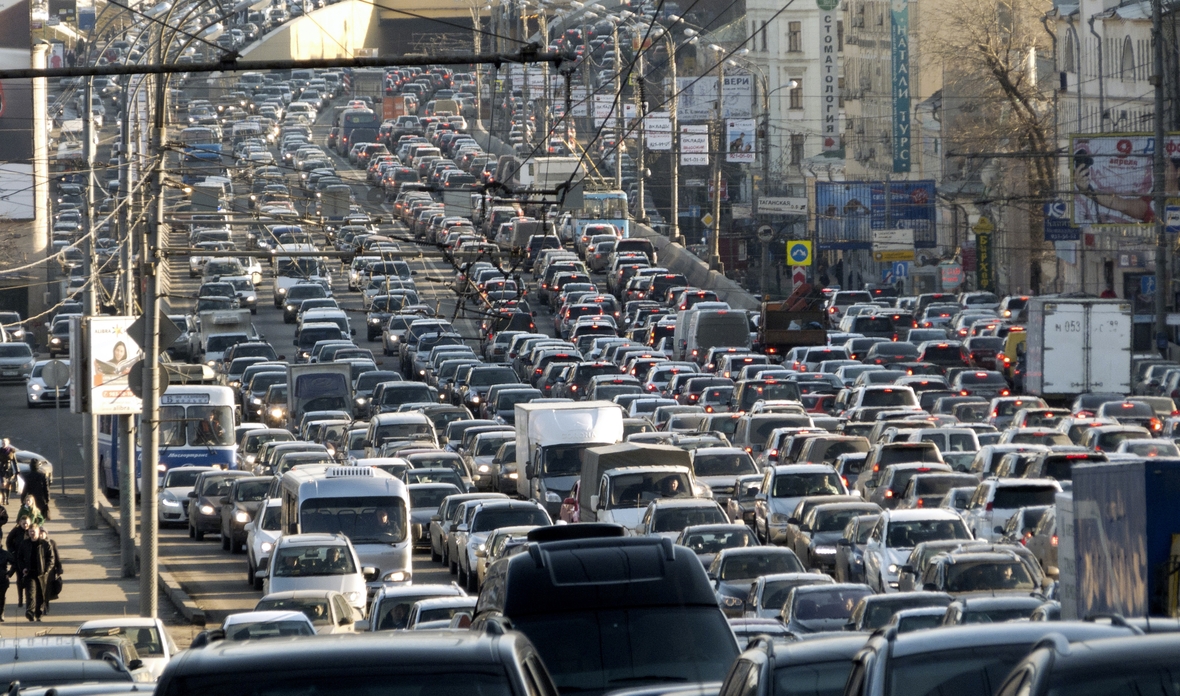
[
  {"xmin": 676, "ymin": 74, "xmax": 754, "ymax": 121},
  {"xmin": 593, "ymin": 94, "xmax": 615, "ymax": 127},
  {"xmin": 570, "ymin": 86, "xmax": 588, "ymax": 116},
  {"xmin": 645, "ymin": 112, "xmax": 671, "ymax": 150},
  {"xmin": 1044, "ymin": 200, "xmax": 1080, "ymax": 241},
  {"xmin": 815, "ymin": 180, "xmax": 936, "ymax": 249},
  {"xmin": 890, "ymin": 0, "xmax": 912, "ymax": 173},
  {"xmin": 87, "ymin": 316, "xmax": 143, "ymax": 415},
  {"xmin": 1069, "ymin": 133, "xmax": 1180, "ymax": 226},
  {"xmin": 726, "ymin": 118, "xmax": 755, "ymax": 162},
  {"xmin": 819, "ymin": 7, "xmax": 841, "ymax": 151},
  {"xmin": 0, "ymin": 0, "xmax": 33, "ymax": 221},
  {"xmin": 680, "ymin": 124, "xmax": 708, "ymax": 165}
]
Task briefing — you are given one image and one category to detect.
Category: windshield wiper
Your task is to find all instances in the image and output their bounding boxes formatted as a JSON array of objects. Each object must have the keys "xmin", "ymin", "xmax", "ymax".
[{"xmin": 607, "ymin": 676, "xmax": 691, "ymax": 685}]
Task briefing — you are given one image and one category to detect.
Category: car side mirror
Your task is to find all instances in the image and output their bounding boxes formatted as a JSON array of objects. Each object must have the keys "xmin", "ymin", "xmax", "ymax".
[
  {"xmin": 187, "ymin": 491, "xmax": 198, "ymax": 499},
  {"xmin": 244, "ymin": 522, "xmax": 254, "ymax": 531},
  {"xmin": 362, "ymin": 566, "xmax": 378, "ymax": 582},
  {"xmin": 525, "ymin": 464, "xmax": 535, "ymax": 478},
  {"xmin": 994, "ymin": 525, "xmax": 1005, "ymax": 535},
  {"xmin": 787, "ymin": 517, "xmax": 800, "ymax": 525},
  {"xmin": 798, "ymin": 524, "xmax": 810, "ymax": 533},
  {"xmin": 922, "ymin": 583, "xmax": 939, "ymax": 592},
  {"xmin": 355, "ymin": 618, "xmax": 370, "ymax": 631},
  {"xmin": 219, "ymin": 496, "xmax": 230, "ymax": 505},
  {"xmin": 128, "ymin": 659, "xmax": 144, "ymax": 671},
  {"xmin": 590, "ymin": 494, "xmax": 600, "ymax": 510},
  {"xmin": 474, "ymin": 547, "xmax": 486, "ymax": 558},
  {"xmin": 837, "ymin": 538, "xmax": 851, "ymax": 546},
  {"xmin": 431, "ymin": 514, "xmax": 441, "ymax": 522},
  {"xmin": 900, "ymin": 564, "xmax": 913, "ymax": 575}
]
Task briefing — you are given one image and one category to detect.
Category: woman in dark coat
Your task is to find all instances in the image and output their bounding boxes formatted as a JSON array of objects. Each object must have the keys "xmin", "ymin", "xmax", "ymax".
[{"xmin": 24, "ymin": 465, "xmax": 50, "ymax": 521}]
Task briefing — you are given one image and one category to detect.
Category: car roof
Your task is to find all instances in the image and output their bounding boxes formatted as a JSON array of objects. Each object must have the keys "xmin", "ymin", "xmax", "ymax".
[
  {"xmin": 949, "ymin": 594, "xmax": 1045, "ymax": 608},
  {"xmin": 648, "ymin": 498, "xmax": 721, "ymax": 509},
  {"xmin": 275, "ymin": 533, "xmax": 348, "ymax": 547},
  {"xmin": 771, "ymin": 464, "xmax": 838, "ymax": 473},
  {"xmin": 885, "ymin": 621, "xmax": 1138, "ymax": 657},
  {"xmin": 883, "ymin": 508, "xmax": 964, "ymax": 522}
]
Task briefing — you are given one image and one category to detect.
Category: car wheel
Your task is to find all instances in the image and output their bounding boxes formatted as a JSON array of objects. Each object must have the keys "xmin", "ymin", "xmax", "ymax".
[
  {"xmin": 232, "ymin": 539, "xmax": 243, "ymax": 554},
  {"xmin": 247, "ymin": 560, "xmax": 254, "ymax": 585},
  {"xmin": 188, "ymin": 524, "xmax": 195, "ymax": 539},
  {"xmin": 253, "ymin": 570, "xmax": 264, "ymax": 591},
  {"xmin": 449, "ymin": 554, "xmax": 458, "ymax": 575},
  {"xmin": 194, "ymin": 527, "xmax": 205, "ymax": 541},
  {"xmin": 430, "ymin": 541, "xmax": 441, "ymax": 563},
  {"xmin": 221, "ymin": 533, "xmax": 231, "ymax": 551},
  {"xmin": 457, "ymin": 563, "xmax": 467, "ymax": 588},
  {"xmin": 26, "ymin": 399, "xmax": 35, "ymax": 408}
]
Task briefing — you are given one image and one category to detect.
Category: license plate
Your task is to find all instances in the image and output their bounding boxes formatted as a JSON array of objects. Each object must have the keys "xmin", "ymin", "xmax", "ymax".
[{"xmin": 2, "ymin": 371, "xmax": 15, "ymax": 376}]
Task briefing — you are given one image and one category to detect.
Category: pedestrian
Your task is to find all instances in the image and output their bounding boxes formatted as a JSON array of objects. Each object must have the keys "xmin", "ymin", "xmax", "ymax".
[
  {"xmin": 18, "ymin": 524, "xmax": 51, "ymax": 622},
  {"xmin": 0, "ymin": 545, "xmax": 14, "ymax": 621},
  {"xmin": 40, "ymin": 528, "xmax": 61, "ymax": 614},
  {"xmin": 24, "ymin": 463, "xmax": 49, "ymax": 521},
  {"xmin": 6, "ymin": 516, "xmax": 29, "ymax": 608},
  {"xmin": 0, "ymin": 440, "xmax": 14, "ymax": 505},
  {"xmin": 17, "ymin": 495, "xmax": 43, "ymax": 527}
]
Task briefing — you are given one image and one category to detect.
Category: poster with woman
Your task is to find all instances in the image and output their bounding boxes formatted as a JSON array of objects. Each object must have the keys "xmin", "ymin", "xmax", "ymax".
[
  {"xmin": 1071, "ymin": 134, "xmax": 1180, "ymax": 226},
  {"xmin": 87, "ymin": 317, "xmax": 143, "ymax": 415}
]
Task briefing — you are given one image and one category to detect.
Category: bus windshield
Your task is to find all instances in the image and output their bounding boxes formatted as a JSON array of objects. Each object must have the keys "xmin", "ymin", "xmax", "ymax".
[
  {"xmin": 584, "ymin": 194, "xmax": 627, "ymax": 218},
  {"xmin": 299, "ymin": 496, "xmax": 407, "ymax": 543},
  {"xmin": 157, "ymin": 405, "xmax": 235, "ymax": 447}
]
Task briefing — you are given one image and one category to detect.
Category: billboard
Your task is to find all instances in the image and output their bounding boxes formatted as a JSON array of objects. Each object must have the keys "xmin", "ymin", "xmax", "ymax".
[
  {"xmin": 676, "ymin": 74, "xmax": 754, "ymax": 122},
  {"xmin": 890, "ymin": 0, "xmax": 912, "ymax": 172},
  {"xmin": 87, "ymin": 316, "xmax": 143, "ymax": 415},
  {"xmin": 726, "ymin": 118, "xmax": 755, "ymax": 162},
  {"xmin": 645, "ymin": 112, "xmax": 671, "ymax": 151},
  {"xmin": 0, "ymin": 0, "xmax": 33, "ymax": 221},
  {"xmin": 815, "ymin": 180, "xmax": 937, "ymax": 250},
  {"xmin": 1070, "ymin": 133, "xmax": 1180, "ymax": 226},
  {"xmin": 680, "ymin": 125, "xmax": 708, "ymax": 165}
]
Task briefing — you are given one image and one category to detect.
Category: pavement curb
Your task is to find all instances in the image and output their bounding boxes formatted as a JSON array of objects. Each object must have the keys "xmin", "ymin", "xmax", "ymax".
[{"xmin": 95, "ymin": 498, "xmax": 207, "ymax": 627}]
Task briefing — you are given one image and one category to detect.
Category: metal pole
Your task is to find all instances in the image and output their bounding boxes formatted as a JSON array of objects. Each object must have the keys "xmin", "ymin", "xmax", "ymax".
[
  {"xmin": 612, "ymin": 22, "xmax": 622, "ymax": 190},
  {"xmin": 666, "ymin": 35, "xmax": 681, "ymax": 244},
  {"xmin": 635, "ymin": 37, "xmax": 645, "ymax": 223},
  {"xmin": 119, "ymin": 82, "xmax": 137, "ymax": 577},
  {"xmin": 760, "ymin": 75, "xmax": 769, "ymax": 217},
  {"xmin": 82, "ymin": 77, "xmax": 99, "ymax": 529},
  {"xmin": 1153, "ymin": 0, "xmax": 1168, "ymax": 354},
  {"xmin": 139, "ymin": 45, "xmax": 165, "ymax": 620},
  {"xmin": 709, "ymin": 60, "xmax": 723, "ymax": 273},
  {"xmin": 539, "ymin": 11, "xmax": 550, "ymax": 151}
]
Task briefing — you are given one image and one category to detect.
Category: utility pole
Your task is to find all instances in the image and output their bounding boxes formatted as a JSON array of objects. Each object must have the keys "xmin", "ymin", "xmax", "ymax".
[
  {"xmin": 538, "ymin": 10, "xmax": 550, "ymax": 152},
  {"xmin": 82, "ymin": 77, "xmax": 99, "ymax": 530},
  {"xmin": 611, "ymin": 21, "xmax": 623, "ymax": 189},
  {"xmin": 665, "ymin": 34, "xmax": 681, "ymax": 244},
  {"xmin": 139, "ymin": 42, "xmax": 165, "ymax": 619},
  {"xmin": 1153, "ymin": 0, "xmax": 1168, "ymax": 354},
  {"xmin": 634, "ymin": 31, "xmax": 645, "ymax": 223},
  {"xmin": 118, "ymin": 86, "xmax": 136, "ymax": 577},
  {"xmin": 708, "ymin": 60, "xmax": 724, "ymax": 273}
]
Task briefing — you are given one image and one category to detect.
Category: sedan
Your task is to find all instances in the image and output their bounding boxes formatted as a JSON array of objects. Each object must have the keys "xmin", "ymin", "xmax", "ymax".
[
  {"xmin": 0, "ymin": 342, "xmax": 36, "ymax": 381},
  {"xmin": 25, "ymin": 359, "xmax": 70, "ymax": 408},
  {"xmin": 254, "ymin": 590, "xmax": 362, "ymax": 634},
  {"xmin": 247, "ymin": 499, "xmax": 282, "ymax": 591},
  {"xmin": 219, "ymin": 476, "xmax": 272, "ymax": 553}
]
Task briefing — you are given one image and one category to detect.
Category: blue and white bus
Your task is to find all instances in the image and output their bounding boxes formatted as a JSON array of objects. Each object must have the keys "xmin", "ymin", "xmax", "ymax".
[
  {"xmin": 98, "ymin": 385, "xmax": 238, "ymax": 496},
  {"xmin": 575, "ymin": 190, "xmax": 630, "ymax": 239}
]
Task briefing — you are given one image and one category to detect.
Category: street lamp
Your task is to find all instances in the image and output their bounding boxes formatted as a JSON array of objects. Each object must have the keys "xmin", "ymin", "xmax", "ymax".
[{"xmin": 705, "ymin": 43, "xmax": 726, "ymax": 273}]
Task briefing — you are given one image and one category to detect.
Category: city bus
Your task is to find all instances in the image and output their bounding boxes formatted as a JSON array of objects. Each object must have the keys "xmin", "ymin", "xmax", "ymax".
[
  {"xmin": 97, "ymin": 385, "xmax": 238, "ymax": 497},
  {"xmin": 336, "ymin": 108, "xmax": 381, "ymax": 156},
  {"xmin": 575, "ymin": 190, "xmax": 630, "ymax": 240}
]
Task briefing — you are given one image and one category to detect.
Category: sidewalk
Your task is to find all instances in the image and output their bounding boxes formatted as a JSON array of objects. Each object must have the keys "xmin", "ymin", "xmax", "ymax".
[{"xmin": 3, "ymin": 488, "xmax": 194, "ymax": 648}]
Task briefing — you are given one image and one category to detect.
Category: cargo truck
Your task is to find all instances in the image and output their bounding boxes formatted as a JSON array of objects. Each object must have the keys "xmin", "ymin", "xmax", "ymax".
[
  {"xmin": 1058, "ymin": 459, "xmax": 1180, "ymax": 620},
  {"xmin": 1025, "ymin": 297, "xmax": 1133, "ymax": 400},
  {"xmin": 515, "ymin": 401, "xmax": 623, "ymax": 515},
  {"xmin": 286, "ymin": 362, "xmax": 353, "ymax": 432},
  {"xmin": 758, "ymin": 285, "xmax": 828, "ymax": 356}
]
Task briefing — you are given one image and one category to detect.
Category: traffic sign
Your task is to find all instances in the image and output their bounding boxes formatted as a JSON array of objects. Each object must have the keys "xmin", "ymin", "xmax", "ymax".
[
  {"xmin": 1167, "ymin": 205, "xmax": 1180, "ymax": 235},
  {"xmin": 787, "ymin": 240, "xmax": 812, "ymax": 266},
  {"xmin": 41, "ymin": 359, "xmax": 69, "ymax": 389},
  {"xmin": 701, "ymin": 213, "xmax": 715, "ymax": 227},
  {"xmin": 1142, "ymin": 275, "xmax": 1157, "ymax": 295},
  {"xmin": 892, "ymin": 261, "xmax": 909, "ymax": 278},
  {"xmin": 757, "ymin": 225, "xmax": 774, "ymax": 243}
]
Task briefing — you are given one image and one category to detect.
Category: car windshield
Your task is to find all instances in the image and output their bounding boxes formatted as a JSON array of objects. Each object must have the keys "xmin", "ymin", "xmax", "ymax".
[
  {"xmin": 374, "ymin": 422, "xmax": 433, "ymax": 442},
  {"xmin": 772, "ymin": 472, "xmax": 843, "ymax": 498},
  {"xmin": 512, "ymin": 607, "xmax": 738, "ymax": 696},
  {"xmin": 992, "ymin": 486, "xmax": 1058, "ymax": 508},
  {"xmin": 864, "ymin": 597, "xmax": 949, "ymax": 629},
  {"xmin": 0, "ymin": 344, "xmax": 32, "ymax": 358},
  {"xmin": 720, "ymin": 552, "xmax": 803, "ymax": 580},
  {"xmin": 77, "ymin": 626, "xmax": 165, "ymax": 656},
  {"xmin": 164, "ymin": 469, "xmax": 204, "ymax": 488},
  {"xmin": 887, "ymin": 644, "xmax": 1034, "ymax": 696},
  {"xmin": 609, "ymin": 472, "xmax": 692, "ymax": 507},
  {"xmin": 653, "ymin": 506, "xmax": 727, "ymax": 533},
  {"xmin": 471, "ymin": 507, "xmax": 549, "ymax": 532},
  {"xmin": 680, "ymin": 529, "xmax": 755, "ymax": 555},
  {"xmin": 272, "ymin": 544, "xmax": 357, "ymax": 577},
  {"xmin": 886, "ymin": 518, "xmax": 972, "ymax": 547},
  {"xmin": 793, "ymin": 588, "xmax": 873, "ymax": 625},
  {"xmin": 469, "ymin": 368, "xmax": 517, "ymax": 387},
  {"xmin": 254, "ymin": 597, "xmax": 333, "ymax": 626},
  {"xmin": 299, "ymin": 496, "xmax": 407, "ymax": 543},
  {"xmin": 409, "ymin": 487, "xmax": 457, "ymax": 509},
  {"xmin": 773, "ymin": 660, "xmax": 853, "ymax": 696},
  {"xmin": 235, "ymin": 481, "xmax": 270, "ymax": 501},
  {"xmin": 693, "ymin": 453, "xmax": 757, "ymax": 477},
  {"xmin": 475, "ymin": 437, "xmax": 512, "ymax": 457},
  {"xmin": 814, "ymin": 508, "xmax": 869, "ymax": 532}
]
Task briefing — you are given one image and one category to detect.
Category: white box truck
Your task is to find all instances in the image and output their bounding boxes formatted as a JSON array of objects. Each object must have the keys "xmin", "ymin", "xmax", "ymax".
[
  {"xmin": 515, "ymin": 401, "xmax": 624, "ymax": 516},
  {"xmin": 1025, "ymin": 297, "xmax": 1132, "ymax": 399}
]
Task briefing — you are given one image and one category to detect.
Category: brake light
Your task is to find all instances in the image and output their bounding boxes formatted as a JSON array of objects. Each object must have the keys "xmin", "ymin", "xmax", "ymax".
[
  {"xmin": 768, "ymin": 449, "xmax": 778, "ymax": 458},
  {"xmin": 1051, "ymin": 534, "xmax": 1058, "ymax": 547},
  {"xmin": 985, "ymin": 502, "xmax": 993, "ymax": 511},
  {"xmin": 1001, "ymin": 389, "xmax": 1011, "ymax": 396},
  {"xmin": 961, "ymin": 390, "xmax": 969, "ymax": 396},
  {"xmin": 884, "ymin": 490, "xmax": 893, "ymax": 498},
  {"xmin": 916, "ymin": 498, "xmax": 924, "ymax": 507}
]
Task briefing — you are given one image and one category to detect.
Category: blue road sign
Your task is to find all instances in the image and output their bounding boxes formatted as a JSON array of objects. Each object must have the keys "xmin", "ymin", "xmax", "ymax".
[
  {"xmin": 1142, "ymin": 275, "xmax": 1157, "ymax": 295},
  {"xmin": 892, "ymin": 261, "xmax": 909, "ymax": 278}
]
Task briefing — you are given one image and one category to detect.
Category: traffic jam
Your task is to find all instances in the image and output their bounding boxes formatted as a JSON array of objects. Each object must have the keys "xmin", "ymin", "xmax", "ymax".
[{"xmin": 32, "ymin": 60, "xmax": 1180, "ymax": 696}]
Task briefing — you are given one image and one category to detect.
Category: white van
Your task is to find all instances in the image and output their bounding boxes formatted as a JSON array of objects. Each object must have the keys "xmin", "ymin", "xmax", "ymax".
[
  {"xmin": 685, "ymin": 308, "xmax": 752, "ymax": 364},
  {"xmin": 279, "ymin": 466, "xmax": 412, "ymax": 594}
]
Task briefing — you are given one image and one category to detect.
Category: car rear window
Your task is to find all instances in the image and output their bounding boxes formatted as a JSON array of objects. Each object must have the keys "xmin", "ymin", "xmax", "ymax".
[{"xmin": 992, "ymin": 485, "xmax": 1058, "ymax": 508}]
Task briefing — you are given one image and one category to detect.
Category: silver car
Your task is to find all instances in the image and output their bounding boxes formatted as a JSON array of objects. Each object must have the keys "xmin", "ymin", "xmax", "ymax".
[
  {"xmin": 25, "ymin": 359, "xmax": 70, "ymax": 408},
  {"xmin": 0, "ymin": 343, "xmax": 36, "ymax": 382}
]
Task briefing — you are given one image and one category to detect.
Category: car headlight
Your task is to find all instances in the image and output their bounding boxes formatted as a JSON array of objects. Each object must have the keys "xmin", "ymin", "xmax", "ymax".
[
  {"xmin": 199, "ymin": 504, "xmax": 214, "ymax": 515},
  {"xmin": 285, "ymin": 304, "xmax": 295, "ymax": 311},
  {"xmin": 383, "ymin": 570, "xmax": 410, "ymax": 582},
  {"xmin": 887, "ymin": 564, "xmax": 899, "ymax": 574},
  {"xmin": 252, "ymin": 397, "xmax": 262, "ymax": 405},
  {"xmin": 21, "ymin": 360, "xmax": 33, "ymax": 369},
  {"xmin": 343, "ymin": 591, "xmax": 361, "ymax": 602},
  {"xmin": 206, "ymin": 360, "xmax": 216, "ymax": 367},
  {"xmin": 478, "ymin": 464, "xmax": 490, "ymax": 473},
  {"xmin": 270, "ymin": 407, "xmax": 284, "ymax": 418},
  {"xmin": 771, "ymin": 513, "xmax": 789, "ymax": 524},
  {"xmin": 228, "ymin": 380, "xmax": 240, "ymax": 389},
  {"xmin": 508, "ymin": 472, "xmax": 518, "ymax": 479},
  {"xmin": 278, "ymin": 287, "xmax": 287, "ymax": 295},
  {"xmin": 546, "ymin": 492, "xmax": 561, "ymax": 503},
  {"xmin": 234, "ymin": 511, "xmax": 251, "ymax": 523},
  {"xmin": 356, "ymin": 397, "xmax": 368, "ymax": 405},
  {"xmin": 161, "ymin": 497, "xmax": 181, "ymax": 507},
  {"xmin": 260, "ymin": 541, "xmax": 273, "ymax": 553},
  {"xmin": 50, "ymin": 338, "xmax": 61, "ymax": 345},
  {"xmin": 719, "ymin": 596, "xmax": 743, "ymax": 609},
  {"xmin": 246, "ymin": 454, "xmax": 257, "ymax": 463},
  {"xmin": 245, "ymin": 295, "xmax": 256, "ymax": 302},
  {"xmin": 369, "ymin": 317, "xmax": 380, "ymax": 324},
  {"xmin": 30, "ymin": 384, "xmax": 41, "ymax": 392},
  {"xmin": 388, "ymin": 336, "xmax": 399, "ymax": 343}
]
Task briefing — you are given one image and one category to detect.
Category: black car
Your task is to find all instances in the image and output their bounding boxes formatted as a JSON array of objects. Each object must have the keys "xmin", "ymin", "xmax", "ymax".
[
  {"xmin": 719, "ymin": 633, "xmax": 869, "ymax": 696},
  {"xmin": 218, "ymin": 476, "xmax": 272, "ymax": 553},
  {"xmin": 996, "ymin": 632, "xmax": 1180, "ymax": 696}
]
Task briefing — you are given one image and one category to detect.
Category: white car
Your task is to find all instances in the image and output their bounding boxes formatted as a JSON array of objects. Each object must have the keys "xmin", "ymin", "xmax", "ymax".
[
  {"xmin": 247, "ymin": 499, "xmax": 282, "ymax": 591},
  {"xmin": 220, "ymin": 610, "xmax": 316, "ymax": 641},
  {"xmin": 254, "ymin": 589, "xmax": 362, "ymax": 634},
  {"xmin": 862, "ymin": 508, "xmax": 973, "ymax": 593},
  {"xmin": 157, "ymin": 465, "xmax": 216, "ymax": 526},
  {"xmin": 962, "ymin": 478, "xmax": 1062, "ymax": 542},
  {"xmin": 261, "ymin": 533, "xmax": 371, "ymax": 612},
  {"xmin": 456, "ymin": 500, "xmax": 552, "ymax": 592},
  {"xmin": 406, "ymin": 596, "xmax": 478, "ymax": 630},
  {"xmin": 25, "ymin": 359, "xmax": 69, "ymax": 408},
  {"xmin": 77, "ymin": 617, "xmax": 179, "ymax": 680}
]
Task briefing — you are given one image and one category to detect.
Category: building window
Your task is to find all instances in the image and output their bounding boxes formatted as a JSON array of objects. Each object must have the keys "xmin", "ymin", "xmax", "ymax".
[
  {"xmin": 838, "ymin": 76, "xmax": 845, "ymax": 107},
  {"xmin": 1120, "ymin": 36, "xmax": 1134, "ymax": 81},
  {"xmin": 788, "ymin": 22, "xmax": 801, "ymax": 52},
  {"xmin": 761, "ymin": 21, "xmax": 768, "ymax": 51},
  {"xmin": 790, "ymin": 134, "xmax": 805, "ymax": 164},
  {"xmin": 1063, "ymin": 30, "xmax": 1075, "ymax": 73},
  {"xmin": 789, "ymin": 80, "xmax": 803, "ymax": 109},
  {"xmin": 837, "ymin": 20, "xmax": 844, "ymax": 51}
]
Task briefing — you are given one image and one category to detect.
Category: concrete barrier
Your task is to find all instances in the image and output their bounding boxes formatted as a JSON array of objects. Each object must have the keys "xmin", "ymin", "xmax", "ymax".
[{"xmin": 630, "ymin": 224, "xmax": 761, "ymax": 311}]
